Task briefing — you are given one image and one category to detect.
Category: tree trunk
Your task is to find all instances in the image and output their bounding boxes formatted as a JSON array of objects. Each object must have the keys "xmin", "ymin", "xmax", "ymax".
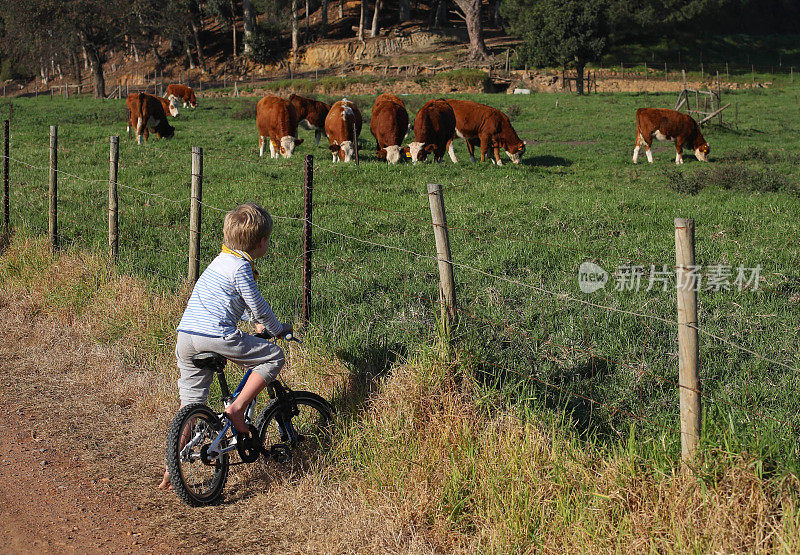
[
  {"xmin": 189, "ymin": 3, "xmax": 206, "ymax": 69},
  {"xmin": 82, "ymin": 46, "xmax": 89, "ymax": 70},
  {"xmin": 453, "ymin": 0, "xmax": 488, "ymax": 59},
  {"xmin": 435, "ymin": 0, "xmax": 448, "ymax": 27},
  {"xmin": 82, "ymin": 42, "xmax": 105, "ymax": 98},
  {"xmin": 230, "ymin": 0, "xmax": 237, "ymax": 57},
  {"xmin": 305, "ymin": 0, "xmax": 311, "ymax": 38},
  {"xmin": 291, "ymin": 0, "xmax": 300, "ymax": 51},
  {"xmin": 575, "ymin": 62, "xmax": 585, "ymax": 95},
  {"xmin": 339, "ymin": 0, "xmax": 343, "ymax": 19},
  {"xmin": 371, "ymin": 0, "xmax": 382, "ymax": 37},
  {"xmin": 186, "ymin": 44, "xmax": 196, "ymax": 69},
  {"xmin": 152, "ymin": 43, "xmax": 164, "ymax": 70},
  {"xmin": 321, "ymin": 0, "xmax": 329, "ymax": 35},
  {"xmin": 71, "ymin": 51, "xmax": 81, "ymax": 85},
  {"xmin": 243, "ymin": 0, "xmax": 254, "ymax": 55},
  {"xmin": 399, "ymin": 0, "xmax": 410, "ymax": 21},
  {"xmin": 358, "ymin": 0, "xmax": 366, "ymax": 40}
]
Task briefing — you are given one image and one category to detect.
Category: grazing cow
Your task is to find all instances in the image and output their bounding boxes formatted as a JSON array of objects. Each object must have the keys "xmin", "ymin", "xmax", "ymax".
[
  {"xmin": 126, "ymin": 93, "xmax": 175, "ymax": 144},
  {"xmin": 255, "ymin": 95, "xmax": 304, "ymax": 158},
  {"xmin": 288, "ymin": 94, "xmax": 330, "ymax": 146},
  {"xmin": 633, "ymin": 108, "xmax": 710, "ymax": 165},
  {"xmin": 324, "ymin": 98, "xmax": 362, "ymax": 162},
  {"xmin": 445, "ymin": 99, "xmax": 526, "ymax": 165},
  {"xmin": 405, "ymin": 99, "xmax": 456, "ymax": 164},
  {"xmin": 370, "ymin": 93, "xmax": 409, "ymax": 164},
  {"xmin": 166, "ymin": 84, "xmax": 198, "ymax": 108}
]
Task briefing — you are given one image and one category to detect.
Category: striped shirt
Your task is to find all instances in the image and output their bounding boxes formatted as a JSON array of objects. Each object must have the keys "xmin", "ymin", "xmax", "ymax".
[{"xmin": 177, "ymin": 253, "xmax": 283, "ymax": 338}]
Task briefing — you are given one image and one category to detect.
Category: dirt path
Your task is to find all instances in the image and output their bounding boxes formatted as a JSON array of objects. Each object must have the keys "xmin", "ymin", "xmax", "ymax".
[{"xmin": 0, "ymin": 409, "xmax": 172, "ymax": 554}]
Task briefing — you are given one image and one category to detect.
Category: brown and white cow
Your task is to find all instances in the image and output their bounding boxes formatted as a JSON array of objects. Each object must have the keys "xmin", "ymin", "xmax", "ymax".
[
  {"xmin": 370, "ymin": 93, "xmax": 409, "ymax": 164},
  {"xmin": 256, "ymin": 95, "xmax": 304, "ymax": 158},
  {"xmin": 126, "ymin": 93, "xmax": 175, "ymax": 144},
  {"xmin": 166, "ymin": 84, "xmax": 198, "ymax": 109},
  {"xmin": 324, "ymin": 98, "xmax": 362, "ymax": 163},
  {"xmin": 405, "ymin": 99, "xmax": 456, "ymax": 164},
  {"xmin": 633, "ymin": 108, "xmax": 710, "ymax": 165},
  {"xmin": 288, "ymin": 94, "xmax": 330, "ymax": 146},
  {"xmin": 445, "ymin": 99, "xmax": 526, "ymax": 165}
]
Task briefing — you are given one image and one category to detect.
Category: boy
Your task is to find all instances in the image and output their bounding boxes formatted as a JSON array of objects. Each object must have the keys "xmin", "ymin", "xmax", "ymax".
[{"xmin": 159, "ymin": 203, "xmax": 291, "ymax": 489}]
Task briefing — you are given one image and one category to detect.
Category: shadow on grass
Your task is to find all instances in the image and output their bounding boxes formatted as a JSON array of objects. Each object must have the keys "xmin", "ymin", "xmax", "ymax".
[{"xmin": 524, "ymin": 155, "xmax": 573, "ymax": 167}]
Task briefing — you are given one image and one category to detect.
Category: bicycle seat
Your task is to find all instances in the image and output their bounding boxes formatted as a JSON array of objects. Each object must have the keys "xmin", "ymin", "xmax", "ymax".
[{"xmin": 191, "ymin": 352, "xmax": 227, "ymax": 372}]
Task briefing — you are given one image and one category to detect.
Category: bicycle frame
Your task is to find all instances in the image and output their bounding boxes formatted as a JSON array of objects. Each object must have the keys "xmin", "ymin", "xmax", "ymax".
[{"xmin": 181, "ymin": 368, "xmax": 258, "ymax": 462}]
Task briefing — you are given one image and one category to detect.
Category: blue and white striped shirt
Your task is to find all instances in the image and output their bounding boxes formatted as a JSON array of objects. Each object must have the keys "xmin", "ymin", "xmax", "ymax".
[{"xmin": 177, "ymin": 253, "xmax": 283, "ymax": 338}]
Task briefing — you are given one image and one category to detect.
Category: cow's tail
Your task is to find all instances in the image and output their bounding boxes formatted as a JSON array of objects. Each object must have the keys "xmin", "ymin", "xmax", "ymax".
[
  {"xmin": 136, "ymin": 93, "xmax": 147, "ymax": 136},
  {"xmin": 126, "ymin": 107, "xmax": 131, "ymax": 139}
]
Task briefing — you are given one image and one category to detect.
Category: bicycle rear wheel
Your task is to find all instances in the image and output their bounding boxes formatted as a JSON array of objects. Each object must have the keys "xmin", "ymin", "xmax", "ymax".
[
  {"xmin": 166, "ymin": 403, "xmax": 230, "ymax": 506},
  {"xmin": 254, "ymin": 391, "xmax": 333, "ymax": 477}
]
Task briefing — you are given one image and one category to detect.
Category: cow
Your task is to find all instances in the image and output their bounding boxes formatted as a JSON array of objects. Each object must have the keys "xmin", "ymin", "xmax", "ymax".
[
  {"xmin": 370, "ymin": 93, "xmax": 409, "ymax": 164},
  {"xmin": 166, "ymin": 84, "xmax": 198, "ymax": 109},
  {"xmin": 633, "ymin": 108, "xmax": 710, "ymax": 165},
  {"xmin": 445, "ymin": 99, "xmax": 526, "ymax": 165},
  {"xmin": 405, "ymin": 99, "xmax": 456, "ymax": 164},
  {"xmin": 255, "ymin": 95, "xmax": 304, "ymax": 158},
  {"xmin": 288, "ymin": 94, "xmax": 330, "ymax": 146},
  {"xmin": 324, "ymin": 98, "xmax": 362, "ymax": 163},
  {"xmin": 126, "ymin": 93, "xmax": 175, "ymax": 144}
]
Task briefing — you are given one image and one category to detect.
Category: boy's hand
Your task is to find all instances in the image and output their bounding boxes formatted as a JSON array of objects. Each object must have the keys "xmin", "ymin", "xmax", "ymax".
[
  {"xmin": 279, "ymin": 323, "xmax": 294, "ymax": 339},
  {"xmin": 254, "ymin": 323, "xmax": 266, "ymax": 335}
]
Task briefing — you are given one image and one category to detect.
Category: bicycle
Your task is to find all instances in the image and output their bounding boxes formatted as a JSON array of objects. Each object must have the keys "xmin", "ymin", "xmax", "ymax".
[{"xmin": 165, "ymin": 332, "xmax": 333, "ymax": 507}]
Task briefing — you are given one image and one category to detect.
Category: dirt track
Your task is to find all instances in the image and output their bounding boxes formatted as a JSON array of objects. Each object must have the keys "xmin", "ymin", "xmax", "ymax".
[{"xmin": 0, "ymin": 411, "xmax": 171, "ymax": 554}]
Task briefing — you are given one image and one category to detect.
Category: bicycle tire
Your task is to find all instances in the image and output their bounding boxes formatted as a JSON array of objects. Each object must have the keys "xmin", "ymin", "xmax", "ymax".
[
  {"xmin": 254, "ymin": 391, "xmax": 333, "ymax": 475},
  {"xmin": 166, "ymin": 403, "xmax": 230, "ymax": 506}
]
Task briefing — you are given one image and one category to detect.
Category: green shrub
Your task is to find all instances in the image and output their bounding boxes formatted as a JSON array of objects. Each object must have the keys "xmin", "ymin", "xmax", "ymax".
[
  {"xmin": 431, "ymin": 69, "xmax": 490, "ymax": 89},
  {"xmin": 666, "ymin": 165, "xmax": 800, "ymax": 196}
]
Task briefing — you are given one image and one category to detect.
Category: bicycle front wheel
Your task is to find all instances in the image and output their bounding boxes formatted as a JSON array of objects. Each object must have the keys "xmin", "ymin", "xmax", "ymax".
[
  {"xmin": 254, "ymin": 391, "xmax": 333, "ymax": 477},
  {"xmin": 166, "ymin": 403, "xmax": 230, "ymax": 506}
]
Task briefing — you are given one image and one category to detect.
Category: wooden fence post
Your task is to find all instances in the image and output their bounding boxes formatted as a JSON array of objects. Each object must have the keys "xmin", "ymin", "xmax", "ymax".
[
  {"xmin": 302, "ymin": 154, "xmax": 313, "ymax": 327},
  {"xmin": 675, "ymin": 217, "xmax": 700, "ymax": 462},
  {"xmin": 108, "ymin": 136, "xmax": 119, "ymax": 262},
  {"xmin": 427, "ymin": 183, "xmax": 457, "ymax": 331},
  {"xmin": 49, "ymin": 125, "xmax": 58, "ymax": 253},
  {"xmin": 664, "ymin": 62, "xmax": 667, "ymax": 82},
  {"xmin": 3, "ymin": 120, "xmax": 9, "ymax": 231},
  {"xmin": 188, "ymin": 147, "xmax": 203, "ymax": 284}
]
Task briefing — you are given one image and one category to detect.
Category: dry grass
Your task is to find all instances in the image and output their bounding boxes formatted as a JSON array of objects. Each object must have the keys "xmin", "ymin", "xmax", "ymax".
[{"xmin": 0, "ymin": 232, "xmax": 798, "ymax": 553}]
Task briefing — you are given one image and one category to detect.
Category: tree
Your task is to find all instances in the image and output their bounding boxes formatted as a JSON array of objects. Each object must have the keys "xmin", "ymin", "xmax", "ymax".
[
  {"xmin": 453, "ymin": 0, "xmax": 489, "ymax": 60},
  {"xmin": 399, "ymin": 0, "xmax": 411, "ymax": 21},
  {"xmin": 243, "ymin": 0, "xmax": 255, "ymax": 55},
  {"xmin": 502, "ymin": 0, "xmax": 607, "ymax": 94},
  {"xmin": 371, "ymin": 0, "xmax": 383, "ymax": 37},
  {"xmin": 291, "ymin": 0, "xmax": 300, "ymax": 50}
]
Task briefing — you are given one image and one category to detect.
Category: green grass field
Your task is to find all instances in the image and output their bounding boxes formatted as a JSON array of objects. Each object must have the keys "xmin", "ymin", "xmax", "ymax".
[{"xmin": 3, "ymin": 84, "xmax": 800, "ymax": 476}]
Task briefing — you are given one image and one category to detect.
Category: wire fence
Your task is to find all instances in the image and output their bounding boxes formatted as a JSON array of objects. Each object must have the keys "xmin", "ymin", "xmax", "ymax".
[{"xmin": 3, "ymin": 120, "xmax": 799, "ymax": 470}]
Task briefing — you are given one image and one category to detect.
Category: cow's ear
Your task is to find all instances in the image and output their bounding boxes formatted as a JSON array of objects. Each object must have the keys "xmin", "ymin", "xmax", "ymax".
[
  {"xmin": 377, "ymin": 149, "xmax": 387, "ymax": 159},
  {"xmin": 424, "ymin": 144, "xmax": 436, "ymax": 152},
  {"xmin": 329, "ymin": 145, "xmax": 340, "ymax": 153},
  {"xmin": 295, "ymin": 138, "xmax": 304, "ymax": 146}
]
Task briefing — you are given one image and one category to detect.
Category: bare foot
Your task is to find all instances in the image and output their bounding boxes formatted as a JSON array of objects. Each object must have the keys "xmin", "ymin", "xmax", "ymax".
[
  {"xmin": 157, "ymin": 469, "xmax": 172, "ymax": 490},
  {"xmin": 224, "ymin": 408, "xmax": 249, "ymax": 434}
]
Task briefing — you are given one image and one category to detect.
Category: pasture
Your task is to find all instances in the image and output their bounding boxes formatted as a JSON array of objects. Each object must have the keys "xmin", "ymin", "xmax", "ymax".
[{"xmin": 4, "ymin": 84, "xmax": 800, "ymax": 477}]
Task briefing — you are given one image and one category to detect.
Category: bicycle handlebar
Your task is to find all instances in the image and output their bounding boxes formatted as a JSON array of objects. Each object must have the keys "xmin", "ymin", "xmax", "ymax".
[{"xmin": 255, "ymin": 329, "xmax": 301, "ymax": 343}]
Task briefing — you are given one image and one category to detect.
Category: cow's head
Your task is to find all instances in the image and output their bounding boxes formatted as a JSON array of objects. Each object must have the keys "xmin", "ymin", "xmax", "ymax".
[
  {"xmin": 157, "ymin": 121, "xmax": 175, "ymax": 140},
  {"xmin": 189, "ymin": 90, "xmax": 198, "ymax": 108},
  {"xmin": 385, "ymin": 145, "xmax": 402, "ymax": 164},
  {"xmin": 498, "ymin": 139, "xmax": 527, "ymax": 165},
  {"xmin": 167, "ymin": 97, "xmax": 180, "ymax": 117},
  {"xmin": 695, "ymin": 142, "xmax": 710, "ymax": 162},
  {"xmin": 329, "ymin": 140, "xmax": 355, "ymax": 162},
  {"xmin": 279, "ymin": 136, "xmax": 304, "ymax": 158},
  {"xmin": 407, "ymin": 141, "xmax": 435, "ymax": 164}
]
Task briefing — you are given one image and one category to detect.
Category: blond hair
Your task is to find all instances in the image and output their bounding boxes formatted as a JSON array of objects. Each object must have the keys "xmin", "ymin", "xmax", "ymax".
[{"xmin": 223, "ymin": 203, "xmax": 273, "ymax": 251}]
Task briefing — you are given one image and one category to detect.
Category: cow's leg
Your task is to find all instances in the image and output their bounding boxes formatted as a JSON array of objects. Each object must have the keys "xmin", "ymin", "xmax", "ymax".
[
  {"xmin": 675, "ymin": 140, "xmax": 684, "ymax": 165},
  {"xmin": 644, "ymin": 139, "xmax": 654, "ymax": 163},
  {"xmin": 633, "ymin": 134, "xmax": 641, "ymax": 163},
  {"xmin": 493, "ymin": 144, "xmax": 503, "ymax": 166},
  {"xmin": 259, "ymin": 136, "xmax": 265, "ymax": 157},
  {"xmin": 465, "ymin": 138, "xmax": 477, "ymax": 163},
  {"xmin": 479, "ymin": 136, "xmax": 490, "ymax": 163},
  {"xmin": 315, "ymin": 129, "xmax": 322, "ymax": 146},
  {"xmin": 269, "ymin": 139, "xmax": 278, "ymax": 159},
  {"xmin": 447, "ymin": 139, "xmax": 458, "ymax": 163}
]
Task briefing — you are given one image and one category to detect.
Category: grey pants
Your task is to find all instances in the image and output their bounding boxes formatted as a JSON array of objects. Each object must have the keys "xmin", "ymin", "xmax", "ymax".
[{"xmin": 176, "ymin": 330, "xmax": 285, "ymax": 405}]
